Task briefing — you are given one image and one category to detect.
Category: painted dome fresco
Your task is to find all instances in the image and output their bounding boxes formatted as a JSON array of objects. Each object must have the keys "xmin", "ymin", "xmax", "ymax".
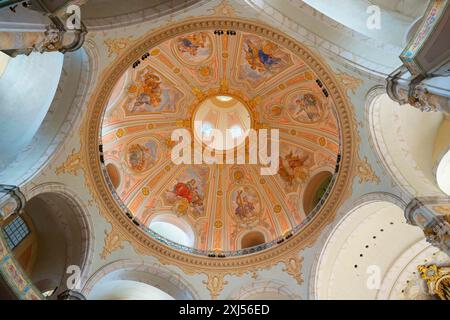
[{"xmin": 101, "ymin": 28, "xmax": 340, "ymax": 254}]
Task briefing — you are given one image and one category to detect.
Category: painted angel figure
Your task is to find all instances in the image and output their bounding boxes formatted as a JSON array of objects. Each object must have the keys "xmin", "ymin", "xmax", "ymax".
[
  {"xmin": 278, "ymin": 150, "xmax": 310, "ymax": 186},
  {"xmin": 293, "ymin": 94, "xmax": 321, "ymax": 122},
  {"xmin": 245, "ymin": 39, "xmax": 281, "ymax": 73},
  {"xmin": 133, "ymin": 72, "xmax": 162, "ymax": 109},
  {"xmin": 177, "ymin": 33, "xmax": 208, "ymax": 56}
]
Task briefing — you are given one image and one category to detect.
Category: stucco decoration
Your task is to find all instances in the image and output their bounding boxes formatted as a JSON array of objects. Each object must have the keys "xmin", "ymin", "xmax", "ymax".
[
  {"xmin": 281, "ymin": 255, "xmax": 304, "ymax": 285},
  {"xmin": 334, "ymin": 71, "xmax": 363, "ymax": 95},
  {"xmin": 101, "ymin": 228, "xmax": 125, "ymax": 260},
  {"xmin": 104, "ymin": 37, "xmax": 134, "ymax": 59},
  {"xmin": 203, "ymin": 273, "xmax": 229, "ymax": 300},
  {"xmin": 355, "ymin": 156, "xmax": 380, "ymax": 184},
  {"xmin": 55, "ymin": 148, "xmax": 83, "ymax": 176}
]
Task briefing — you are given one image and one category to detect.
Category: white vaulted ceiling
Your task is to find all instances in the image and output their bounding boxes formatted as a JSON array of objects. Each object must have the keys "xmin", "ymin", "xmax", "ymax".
[{"xmin": 368, "ymin": 0, "xmax": 429, "ymax": 19}]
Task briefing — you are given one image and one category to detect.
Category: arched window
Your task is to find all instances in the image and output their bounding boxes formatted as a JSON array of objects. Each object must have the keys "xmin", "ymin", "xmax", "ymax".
[
  {"xmin": 84, "ymin": 261, "xmax": 197, "ymax": 300},
  {"xmin": 88, "ymin": 280, "xmax": 175, "ymax": 300},
  {"xmin": 436, "ymin": 149, "xmax": 450, "ymax": 195},
  {"xmin": 149, "ymin": 214, "xmax": 194, "ymax": 247},
  {"xmin": 17, "ymin": 192, "xmax": 91, "ymax": 298},
  {"xmin": 241, "ymin": 231, "xmax": 265, "ymax": 249},
  {"xmin": 3, "ymin": 216, "xmax": 29, "ymax": 250},
  {"xmin": 303, "ymin": 171, "xmax": 333, "ymax": 215},
  {"xmin": 433, "ymin": 118, "xmax": 450, "ymax": 195},
  {"xmin": 106, "ymin": 163, "xmax": 121, "ymax": 189}
]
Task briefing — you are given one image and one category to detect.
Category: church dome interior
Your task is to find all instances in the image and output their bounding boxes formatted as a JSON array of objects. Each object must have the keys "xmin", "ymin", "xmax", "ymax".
[
  {"xmin": 100, "ymin": 29, "xmax": 340, "ymax": 253},
  {"xmin": 0, "ymin": 0, "xmax": 449, "ymax": 305}
]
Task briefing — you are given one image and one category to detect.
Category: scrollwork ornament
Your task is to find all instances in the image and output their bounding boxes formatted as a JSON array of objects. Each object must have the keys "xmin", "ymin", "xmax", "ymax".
[
  {"xmin": 203, "ymin": 273, "xmax": 228, "ymax": 300},
  {"xmin": 282, "ymin": 255, "xmax": 304, "ymax": 285},
  {"xmin": 101, "ymin": 228, "xmax": 125, "ymax": 259},
  {"xmin": 418, "ymin": 264, "xmax": 450, "ymax": 300}
]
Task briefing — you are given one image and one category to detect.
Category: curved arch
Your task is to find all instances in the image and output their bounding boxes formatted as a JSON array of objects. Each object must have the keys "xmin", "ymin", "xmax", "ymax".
[
  {"xmin": 366, "ymin": 87, "xmax": 445, "ymax": 197},
  {"xmin": 228, "ymin": 280, "xmax": 301, "ymax": 300},
  {"xmin": 88, "ymin": 280, "xmax": 175, "ymax": 300},
  {"xmin": 81, "ymin": 0, "xmax": 209, "ymax": 30},
  {"xmin": 239, "ymin": 231, "xmax": 266, "ymax": 250},
  {"xmin": 302, "ymin": 0, "xmax": 427, "ymax": 45},
  {"xmin": 432, "ymin": 117, "xmax": 450, "ymax": 195},
  {"xmin": 245, "ymin": 0, "xmax": 408, "ymax": 75},
  {"xmin": 313, "ymin": 195, "xmax": 424, "ymax": 299},
  {"xmin": 0, "ymin": 47, "xmax": 93, "ymax": 185},
  {"xmin": 435, "ymin": 149, "xmax": 450, "ymax": 195},
  {"xmin": 303, "ymin": 170, "xmax": 333, "ymax": 215},
  {"xmin": 0, "ymin": 52, "xmax": 63, "ymax": 182},
  {"xmin": 22, "ymin": 183, "xmax": 95, "ymax": 291},
  {"xmin": 82, "ymin": 259, "xmax": 199, "ymax": 300}
]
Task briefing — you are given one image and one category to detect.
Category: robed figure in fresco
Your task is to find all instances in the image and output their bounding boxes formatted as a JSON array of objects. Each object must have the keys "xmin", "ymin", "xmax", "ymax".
[
  {"xmin": 134, "ymin": 72, "xmax": 162, "ymax": 108},
  {"xmin": 291, "ymin": 93, "xmax": 322, "ymax": 122},
  {"xmin": 278, "ymin": 150, "xmax": 310, "ymax": 187},
  {"xmin": 177, "ymin": 33, "xmax": 208, "ymax": 57},
  {"xmin": 168, "ymin": 179, "xmax": 204, "ymax": 213},
  {"xmin": 245, "ymin": 39, "xmax": 281, "ymax": 73},
  {"xmin": 234, "ymin": 190, "xmax": 256, "ymax": 219}
]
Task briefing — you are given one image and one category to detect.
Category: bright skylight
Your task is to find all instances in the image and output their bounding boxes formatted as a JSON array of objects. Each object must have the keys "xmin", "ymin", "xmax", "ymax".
[
  {"xmin": 201, "ymin": 122, "xmax": 213, "ymax": 137},
  {"xmin": 216, "ymin": 95, "xmax": 233, "ymax": 102},
  {"xmin": 436, "ymin": 149, "xmax": 450, "ymax": 195},
  {"xmin": 230, "ymin": 125, "xmax": 243, "ymax": 139}
]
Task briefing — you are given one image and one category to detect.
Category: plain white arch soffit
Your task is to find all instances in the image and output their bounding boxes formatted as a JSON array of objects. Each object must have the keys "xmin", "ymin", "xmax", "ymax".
[{"xmin": 315, "ymin": 200, "xmax": 424, "ymax": 300}]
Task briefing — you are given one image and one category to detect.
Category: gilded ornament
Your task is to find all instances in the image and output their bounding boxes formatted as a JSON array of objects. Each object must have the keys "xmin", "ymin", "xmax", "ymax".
[
  {"xmin": 318, "ymin": 136, "xmax": 327, "ymax": 146},
  {"xmin": 101, "ymin": 228, "xmax": 125, "ymax": 259},
  {"xmin": 142, "ymin": 187, "xmax": 150, "ymax": 196},
  {"xmin": 356, "ymin": 156, "xmax": 380, "ymax": 184},
  {"xmin": 433, "ymin": 205, "xmax": 450, "ymax": 216},
  {"xmin": 335, "ymin": 71, "xmax": 363, "ymax": 95},
  {"xmin": 104, "ymin": 36, "xmax": 133, "ymax": 58},
  {"xmin": 418, "ymin": 264, "xmax": 450, "ymax": 300},
  {"xmin": 282, "ymin": 255, "xmax": 304, "ymax": 285},
  {"xmin": 233, "ymin": 170, "xmax": 243, "ymax": 181},
  {"xmin": 116, "ymin": 128, "xmax": 124, "ymax": 138},
  {"xmin": 55, "ymin": 148, "xmax": 83, "ymax": 176},
  {"xmin": 150, "ymin": 48, "xmax": 160, "ymax": 56}
]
